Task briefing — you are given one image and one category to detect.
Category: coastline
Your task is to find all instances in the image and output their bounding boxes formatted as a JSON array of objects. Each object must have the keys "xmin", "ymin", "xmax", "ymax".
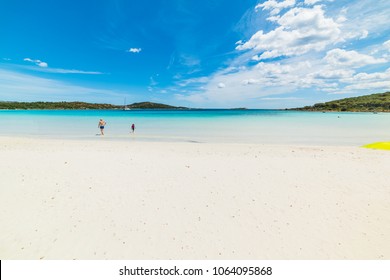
[
  {"xmin": 1, "ymin": 109, "xmax": 390, "ymax": 146},
  {"xmin": 1, "ymin": 136, "xmax": 389, "ymax": 259}
]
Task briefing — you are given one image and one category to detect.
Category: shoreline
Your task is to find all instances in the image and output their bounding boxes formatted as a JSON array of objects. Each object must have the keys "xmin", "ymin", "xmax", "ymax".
[
  {"xmin": 0, "ymin": 134, "xmax": 386, "ymax": 147},
  {"xmin": 1, "ymin": 136, "xmax": 389, "ymax": 259}
]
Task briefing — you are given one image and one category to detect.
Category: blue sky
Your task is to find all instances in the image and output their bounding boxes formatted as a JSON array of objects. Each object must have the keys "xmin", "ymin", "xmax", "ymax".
[{"xmin": 1, "ymin": 0, "xmax": 390, "ymax": 108}]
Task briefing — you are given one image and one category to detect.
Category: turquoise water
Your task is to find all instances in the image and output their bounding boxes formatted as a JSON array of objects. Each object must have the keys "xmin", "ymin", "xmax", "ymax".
[{"xmin": 1, "ymin": 109, "xmax": 390, "ymax": 145}]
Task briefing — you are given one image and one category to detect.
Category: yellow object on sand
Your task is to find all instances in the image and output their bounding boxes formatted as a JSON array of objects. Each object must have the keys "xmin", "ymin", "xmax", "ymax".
[{"xmin": 362, "ymin": 142, "xmax": 390, "ymax": 150}]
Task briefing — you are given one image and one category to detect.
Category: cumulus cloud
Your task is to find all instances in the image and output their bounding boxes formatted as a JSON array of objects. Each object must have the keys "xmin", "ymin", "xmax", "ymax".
[
  {"xmin": 175, "ymin": 1, "xmax": 390, "ymax": 107},
  {"xmin": 368, "ymin": 39, "xmax": 390, "ymax": 57},
  {"xmin": 256, "ymin": 0, "xmax": 296, "ymax": 16},
  {"xmin": 24, "ymin": 58, "xmax": 48, "ymax": 67},
  {"xmin": 304, "ymin": 0, "xmax": 322, "ymax": 5},
  {"xmin": 177, "ymin": 47, "xmax": 389, "ymax": 106},
  {"xmin": 236, "ymin": 5, "xmax": 342, "ymax": 59},
  {"xmin": 360, "ymin": 29, "xmax": 369, "ymax": 39},
  {"xmin": 384, "ymin": 40, "xmax": 390, "ymax": 50},
  {"xmin": 308, "ymin": 64, "xmax": 390, "ymax": 94},
  {"xmin": 325, "ymin": 48, "xmax": 387, "ymax": 68},
  {"xmin": 343, "ymin": 69, "xmax": 390, "ymax": 90},
  {"xmin": 127, "ymin": 48, "xmax": 142, "ymax": 53},
  {"xmin": 176, "ymin": 60, "xmax": 318, "ymax": 105},
  {"xmin": 311, "ymin": 69, "xmax": 355, "ymax": 79},
  {"xmin": 341, "ymin": 68, "xmax": 390, "ymax": 82}
]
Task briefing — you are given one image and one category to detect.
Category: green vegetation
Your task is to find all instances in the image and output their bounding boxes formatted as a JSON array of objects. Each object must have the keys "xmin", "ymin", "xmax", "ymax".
[
  {"xmin": 127, "ymin": 102, "xmax": 187, "ymax": 109},
  {"xmin": 0, "ymin": 101, "xmax": 187, "ymax": 110},
  {"xmin": 291, "ymin": 92, "xmax": 390, "ymax": 112},
  {"xmin": 0, "ymin": 101, "xmax": 118, "ymax": 110}
]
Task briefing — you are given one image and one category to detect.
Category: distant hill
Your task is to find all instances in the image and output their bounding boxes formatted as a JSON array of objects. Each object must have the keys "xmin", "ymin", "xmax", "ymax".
[
  {"xmin": 291, "ymin": 92, "xmax": 390, "ymax": 112},
  {"xmin": 127, "ymin": 102, "xmax": 187, "ymax": 109},
  {"xmin": 0, "ymin": 101, "xmax": 118, "ymax": 110},
  {"xmin": 0, "ymin": 101, "xmax": 187, "ymax": 110}
]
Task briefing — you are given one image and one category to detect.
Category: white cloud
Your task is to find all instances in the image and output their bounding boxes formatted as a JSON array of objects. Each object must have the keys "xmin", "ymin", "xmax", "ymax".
[
  {"xmin": 368, "ymin": 39, "xmax": 390, "ymax": 57},
  {"xmin": 37, "ymin": 62, "xmax": 48, "ymax": 67},
  {"xmin": 261, "ymin": 97, "xmax": 302, "ymax": 100},
  {"xmin": 242, "ymin": 78, "xmax": 261, "ymax": 85},
  {"xmin": 30, "ymin": 67, "xmax": 103, "ymax": 75},
  {"xmin": 176, "ymin": 48, "xmax": 390, "ymax": 106},
  {"xmin": 336, "ymin": 16, "xmax": 347, "ymax": 23},
  {"xmin": 0, "ymin": 69, "xmax": 123, "ymax": 101},
  {"xmin": 237, "ymin": 5, "xmax": 342, "ymax": 59},
  {"xmin": 175, "ymin": 1, "xmax": 390, "ymax": 108},
  {"xmin": 177, "ymin": 76, "xmax": 209, "ymax": 87},
  {"xmin": 256, "ymin": 0, "xmax": 296, "ymax": 16},
  {"xmin": 325, "ymin": 48, "xmax": 387, "ymax": 68},
  {"xmin": 178, "ymin": 54, "xmax": 200, "ymax": 67},
  {"xmin": 360, "ymin": 29, "xmax": 369, "ymax": 39},
  {"xmin": 341, "ymin": 68, "xmax": 390, "ymax": 83},
  {"xmin": 127, "ymin": 48, "xmax": 142, "ymax": 53},
  {"xmin": 344, "ymin": 73, "xmax": 390, "ymax": 90},
  {"xmin": 24, "ymin": 58, "xmax": 48, "ymax": 67},
  {"xmin": 347, "ymin": 81, "xmax": 390, "ymax": 90},
  {"xmin": 311, "ymin": 69, "xmax": 355, "ymax": 79},
  {"xmin": 176, "ymin": 60, "xmax": 317, "ymax": 106},
  {"xmin": 384, "ymin": 40, "xmax": 390, "ymax": 50},
  {"xmin": 23, "ymin": 58, "xmax": 103, "ymax": 74},
  {"xmin": 304, "ymin": 0, "xmax": 322, "ymax": 5},
  {"xmin": 338, "ymin": 0, "xmax": 390, "ymax": 42},
  {"xmin": 252, "ymin": 51, "xmax": 280, "ymax": 60}
]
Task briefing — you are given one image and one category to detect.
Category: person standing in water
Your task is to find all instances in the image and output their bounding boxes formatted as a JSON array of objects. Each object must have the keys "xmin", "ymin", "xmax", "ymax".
[
  {"xmin": 131, "ymin": 123, "xmax": 135, "ymax": 133},
  {"xmin": 98, "ymin": 119, "xmax": 106, "ymax": 135}
]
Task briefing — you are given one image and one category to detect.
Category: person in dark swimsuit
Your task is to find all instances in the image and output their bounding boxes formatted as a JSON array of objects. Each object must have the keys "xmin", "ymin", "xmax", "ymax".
[
  {"xmin": 98, "ymin": 119, "xmax": 106, "ymax": 135},
  {"xmin": 131, "ymin": 123, "xmax": 135, "ymax": 133}
]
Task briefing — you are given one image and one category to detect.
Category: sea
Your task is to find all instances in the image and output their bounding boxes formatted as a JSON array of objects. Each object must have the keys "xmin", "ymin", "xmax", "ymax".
[{"xmin": 0, "ymin": 109, "xmax": 389, "ymax": 146}]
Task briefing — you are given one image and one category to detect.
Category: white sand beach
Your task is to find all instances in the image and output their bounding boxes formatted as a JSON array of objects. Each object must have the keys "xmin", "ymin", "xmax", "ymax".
[{"xmin": 0, "ymin": 136, "xmax": 389, "ymax": 259}]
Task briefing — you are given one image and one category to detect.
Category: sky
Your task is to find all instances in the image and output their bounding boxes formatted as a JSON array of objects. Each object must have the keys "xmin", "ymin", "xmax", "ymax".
[{"xmin": 1, "ymin": 0, "xmax": 390, "ymax": 108}]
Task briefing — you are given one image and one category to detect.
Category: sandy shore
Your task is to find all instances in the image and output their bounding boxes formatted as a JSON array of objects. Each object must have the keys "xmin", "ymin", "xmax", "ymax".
[{"xmin": 0, "ymin": 136, "xmax": 389, "ymax": 259}]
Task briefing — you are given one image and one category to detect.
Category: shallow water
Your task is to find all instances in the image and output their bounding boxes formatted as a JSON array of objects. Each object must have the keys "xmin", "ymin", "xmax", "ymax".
[{"xmin": 1, "ymin": 109, "xmax": 389, "ymax": 145}]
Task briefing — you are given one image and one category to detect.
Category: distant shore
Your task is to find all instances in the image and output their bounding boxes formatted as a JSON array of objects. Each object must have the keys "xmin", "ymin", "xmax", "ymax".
[
  {"xmin": 2, "ymin": 91, "xmax": 390, "ymax": 111},
  {"xmin": 1, "ymin": 136, "xmax": 389, "ymax": 259},
  {"xmin": 0, "ymin": 101, "xmax": 188, "ymax": 110},
  {"xmin": 289, "ymin": 91, "xmax": 390, "ymax": 112}
]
